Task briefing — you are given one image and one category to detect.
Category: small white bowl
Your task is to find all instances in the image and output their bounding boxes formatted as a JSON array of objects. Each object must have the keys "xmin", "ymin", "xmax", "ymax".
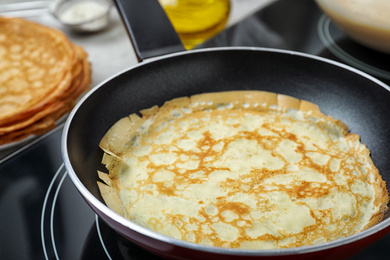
[
  {"xmin": 50, "ymin": 0, "xmax": 112, "ymax": 33},
  {"xmin": 316, "ymin": 0, "xmax": 390, "ymax": 54}
]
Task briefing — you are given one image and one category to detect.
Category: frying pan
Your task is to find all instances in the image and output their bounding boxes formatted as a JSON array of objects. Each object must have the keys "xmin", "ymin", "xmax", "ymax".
[{"xmin": 62, "ymin": 0, "xmax": 390, "ymax": 259}]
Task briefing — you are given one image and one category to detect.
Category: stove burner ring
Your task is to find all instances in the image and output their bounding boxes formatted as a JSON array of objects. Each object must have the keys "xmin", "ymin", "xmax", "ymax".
[
  {"xmin": 41, "ymin": 164, "xmax": 66, "ymax": 260},
  {"xmin": 40, "ymin": 163, "xmax": 113, "ymax": 260},
  {"xmin": 95, "ymin": 215, "xmax": 113, "ymax": 259},
  {"xmin": 317, "ymin": 14, "xmax": 390, "ymax": 80}
]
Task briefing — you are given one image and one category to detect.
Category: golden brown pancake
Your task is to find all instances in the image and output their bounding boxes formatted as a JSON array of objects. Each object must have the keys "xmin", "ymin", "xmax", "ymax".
[
  {"xmin": 0, "ymin": 16, "xmax": 91, "ymax": 145},
  {"xmin": 98, "ymin": 91, "xmax": 389, "ymax": 249}
]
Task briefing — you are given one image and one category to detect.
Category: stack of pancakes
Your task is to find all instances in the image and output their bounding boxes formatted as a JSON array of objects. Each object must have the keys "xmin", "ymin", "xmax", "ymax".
[{"xmin": 0, "ymin": 17, "xmax": 91, "ymax": 145}]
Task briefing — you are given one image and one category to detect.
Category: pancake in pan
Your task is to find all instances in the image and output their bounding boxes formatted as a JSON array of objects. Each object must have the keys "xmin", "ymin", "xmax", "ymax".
[{"xmin": 98, "ymin": 91, "xmax": 389, "ymax": 249}]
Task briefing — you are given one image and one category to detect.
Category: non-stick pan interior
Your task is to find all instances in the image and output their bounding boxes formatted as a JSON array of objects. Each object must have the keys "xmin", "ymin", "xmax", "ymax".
[{"xmin": 64, "ymin": 48, "xmax": 390, "ymax": 219}]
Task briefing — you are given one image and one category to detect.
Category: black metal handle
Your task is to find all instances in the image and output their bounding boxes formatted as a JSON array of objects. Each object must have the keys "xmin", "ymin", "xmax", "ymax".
[{"xmin": 113, "ymin": 0, "xmax": 186, "ymax": 62}]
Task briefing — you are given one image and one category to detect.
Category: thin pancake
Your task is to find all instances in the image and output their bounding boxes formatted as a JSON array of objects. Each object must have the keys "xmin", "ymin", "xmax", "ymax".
[{"xmin": 98, "ymin": 91, "xmax": 389, "ymax": 249}]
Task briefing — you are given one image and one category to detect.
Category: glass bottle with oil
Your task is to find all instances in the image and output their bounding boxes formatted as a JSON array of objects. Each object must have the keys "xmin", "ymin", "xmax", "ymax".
[{"xmin": 158, "ymin": 0, "xmax": 230, "ymax": 49}]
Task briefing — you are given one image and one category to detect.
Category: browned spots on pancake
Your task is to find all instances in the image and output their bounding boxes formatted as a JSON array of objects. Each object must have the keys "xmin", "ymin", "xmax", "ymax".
[
  {"xmin": 291, "ymin": 181, "xmax": 331, "ymax": 199},
  {"xmin": 218, "ymin": 201, "xmax": 251, "ymax": 215}
]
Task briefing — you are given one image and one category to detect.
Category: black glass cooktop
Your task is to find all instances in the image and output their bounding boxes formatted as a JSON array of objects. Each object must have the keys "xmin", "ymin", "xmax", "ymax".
[
  {"xmin": 1, "ymin": 0, "xmax": 389, "ymax": 259},
  {"xmin": 201, "ymin": 0, "xmax": 390, "ymax": 86}
]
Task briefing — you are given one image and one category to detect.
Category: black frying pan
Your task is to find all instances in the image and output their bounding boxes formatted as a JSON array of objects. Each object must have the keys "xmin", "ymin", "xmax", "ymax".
[{"xmin": 62, "ymin": 0, "xmax": 390, "ymax": 259}]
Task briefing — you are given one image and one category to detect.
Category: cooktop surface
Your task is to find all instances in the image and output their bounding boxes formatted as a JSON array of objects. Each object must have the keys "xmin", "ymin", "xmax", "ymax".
[{"xmin": 1, "ymin": 0, "xmax": 389, "ymax": 259}]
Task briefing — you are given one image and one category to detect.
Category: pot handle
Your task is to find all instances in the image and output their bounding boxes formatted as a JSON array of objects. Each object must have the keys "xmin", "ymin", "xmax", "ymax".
[{"xmin": 113, "ymin": 0, "xmax": 186, "ymax": 62}]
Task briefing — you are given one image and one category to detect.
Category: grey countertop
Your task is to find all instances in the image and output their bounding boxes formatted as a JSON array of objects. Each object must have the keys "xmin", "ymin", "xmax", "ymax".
[{"xmin": 0, "ymin": 0, "xmax": 274, "ymax": 88}]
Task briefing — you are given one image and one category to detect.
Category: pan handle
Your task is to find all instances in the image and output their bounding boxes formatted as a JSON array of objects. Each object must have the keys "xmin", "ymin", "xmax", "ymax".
[{"xmin": 113, "ymin": 0, "xmax": 186, "ymax": 62}]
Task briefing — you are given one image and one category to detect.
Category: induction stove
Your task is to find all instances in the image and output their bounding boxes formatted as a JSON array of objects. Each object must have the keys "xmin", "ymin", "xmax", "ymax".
[{"xmin": 1, "ymin": 0, "xmax": 389, "ymax": 259}]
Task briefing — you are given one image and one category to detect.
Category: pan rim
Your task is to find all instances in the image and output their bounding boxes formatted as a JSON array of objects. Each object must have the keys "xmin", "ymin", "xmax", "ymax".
[{"xmin": 62, "ymin": 46, "xmax": 390, "ymax": 256}]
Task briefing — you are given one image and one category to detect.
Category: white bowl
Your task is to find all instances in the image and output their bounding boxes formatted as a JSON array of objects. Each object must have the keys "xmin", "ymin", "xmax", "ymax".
[
  {"xmin": 316, "ymin": 0, "xmax": 390, "ymax": 54},
  {"xmin": 50, "ymin": 0, "xmax": 112, "ymax": 33}
]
